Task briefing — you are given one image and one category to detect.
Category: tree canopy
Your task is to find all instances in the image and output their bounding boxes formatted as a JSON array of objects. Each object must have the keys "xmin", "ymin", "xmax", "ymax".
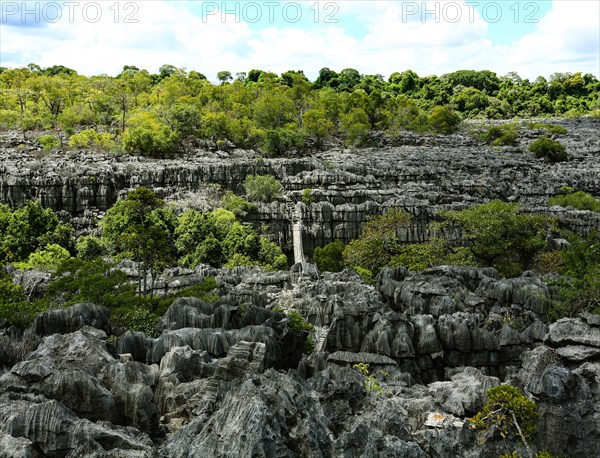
[{"xmin": 1, "ymin": 65, "xmax": 597, "ymax": 156}]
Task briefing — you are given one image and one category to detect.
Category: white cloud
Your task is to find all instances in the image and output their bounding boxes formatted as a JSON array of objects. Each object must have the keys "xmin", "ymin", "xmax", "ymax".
[{"xmin": 0, "ymin": 0, "xmax": 598, "ymax": 80}]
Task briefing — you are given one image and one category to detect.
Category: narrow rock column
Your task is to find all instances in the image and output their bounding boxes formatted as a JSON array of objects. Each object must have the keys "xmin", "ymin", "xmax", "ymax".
[{"xmin": 292, "ymin": 202, "xmax": 306, "ymax": 267}]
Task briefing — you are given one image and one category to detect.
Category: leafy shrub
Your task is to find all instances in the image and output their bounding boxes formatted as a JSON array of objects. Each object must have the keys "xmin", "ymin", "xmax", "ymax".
[
  {"xmin": 549, "ymin": 191, "xmax": 600, "ymax": 212},
  {"xmin": 75, "ymin": 235, "xmax": 106, "ymax": 260},
  {"xmin": 122, "ymin": 112, "xmax": 179, "ymax": 158},
  {"xmin": 111, "ymin": 306, "xmax": 161, "ymax": 337},
  {"xmin": 341, "ymin": 108, "xmax": 370, "ymax": 146},
  {"xmin": 547, "ymin": 232, "xmax": 600, "ymax": 320},
  {"xmin": 480, "ymin": 124, "xmax": 519, "ymax": 146},
  {"xmin": 287, "ymin": 309, "xmax": 314, "ymax": 332},
  {"xmin": 263, "ymin": 127, "xmax": 305, "ymax": 156},
  {"xmin": 0, "ymin": 273, "xmax": 42, "ymax": 329},
  {"xmin": 301, "ymin": 188, "xmax": 314, "ymax": 205},
  {"xmin": 529, "ymin": 136, "xmax": 568, "ymax": 163},
  {"xmin": 37, "ymin": 134, "xmax": 60, "ymax": 151},
  {"xmin": 428, "ymin": 105, "xmax": 461, "ymax": 134},
  {"xmin": 353, "ymin": 363, "xmax": 390, "ymax": 397},
  {"xmin": 525, "ymin": 122, "xmax": 568, "ymax": 135},
  {"xmin": 286, "ymin": 309, "xmax": 314, "ymax": 354},
  {"xmin": 389, "ymin": 238, "xmax": 476, "ymax": 272},
  {"xmin": 0, "ymin": 200, "xmax": 74, "ymax": 263},
  {"xmin": 469, "ymin": 385, "xmax": 538, "ymax": 443},
  {"xmin": 221, "ymin": 191, "xmax": 257, "ymax": 217},
  {"xmin": 13, "ymin": 243, "xmax": 71, "ymax": 271},
  {"xmin": 437, "ymin": 201, "xmax": 554, "ymax": 276},
  {"xmin": 0, "ymin": 109, "xmax": 19, "ymax": 128},
  {"xmin": 313, "ymin": 240, "xmax": 345, "ymax": 272},
  {"xmin": 343, "ymin": 209, "xmax": 413, "ymax": 276},
  {"xmin": 243, "ymin": 174, "xmax": 282, "ymax": 202},
  {"xmin": 175, "ymin": 208, "xmax": 286, "ymax": 269},
  {"xmin": 68, "ymin": 129, "xmax": 115, "ymax": 151}
]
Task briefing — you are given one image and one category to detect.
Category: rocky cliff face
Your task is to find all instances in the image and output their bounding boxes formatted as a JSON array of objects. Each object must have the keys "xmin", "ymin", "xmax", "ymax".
[
  {"xmin": 1, "ymin": 266, "xmax": 599, "ymax": 457},
  {"xmin": 1, "ymin": 118, "xmax": 599, "ymax": 253}
]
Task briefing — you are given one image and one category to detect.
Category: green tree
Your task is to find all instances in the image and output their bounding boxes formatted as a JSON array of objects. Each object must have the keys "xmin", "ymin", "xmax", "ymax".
[
  {"xmin": 343, "ymin": 209, "xmax": 413, "ymax": 278},
  {"xmin": 101, "ymin": 187, "xmax": 176, "ymax": 295},
  {"xmin": 313, "ymin": 240, "xmax": 345, "ymax": 272},
  {"xmin": 263, "ymin": 127, "xmax": 305, "ymax": 156},
  {"xmin": 428, "ymin": 105, "xmax": 461, "ymax": 134},
  {"xmin": 470, "ymin": 385, "xmax": 538, "ymax": 446},
  {"xmin": 243, "ymin": 174, "xmax": 283, "ymax": 202},
  {"xmin": 122, "ymin": 111, "xmax": 179, "ymax": 157},
  {"xmin": 0, "ymin": 201, "xmax": 73, "ymax": 263},
  {"xmin": 438, "ymin": 201, "xmax": 553, "ymax": 276},
  {"xmin": 217, "ymin": 71, "xmax": 233, "ymax": 84},
  {"xmin": 14, "ymin": 244, "xmax": 71, "ymax": 271},
  {"xmin": 302, "ymin": 108, "xmax": 334, "ymax": 149}
]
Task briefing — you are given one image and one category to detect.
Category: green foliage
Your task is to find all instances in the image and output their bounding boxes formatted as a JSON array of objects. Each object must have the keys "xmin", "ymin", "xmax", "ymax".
[
  {"xmin": 263, "ymin": 127, "xmax": 305, "ymax": 157},
  {"xmin": 428, "ymin": 106, "xmax": 461, "ymax": 134},
  {"xmin": 301, "ymin": 188, "xmax": 314, "ymax": 205},
  {"xmin": 469, "ymin": 385, "xmax": 538, "ymax": 443},
  {"xmin": 525, "ymin": 122, "xmax": 568, "ymax": 135},
  {"xmin": 0, "ymin": 273, "xmax": 40, "ymax": 328},
  {"xmin": 14, "ymin": 244, "xmax": 71, "ymax": 271},
  {"xmin": 221, "ymin": 191, "xmax": 257, "ymax": 217},
  {"xmin": 389, "ymin": 238, "xmax": 476, "ymax": 272},
  {"xmin": 75, "ymin": 235, "xmax": 106, "ymax": 260},
  {"xmin": 287, "ymin": 309, "xmax": 315, "ymax": 332},
  {"xmin": 101, "ymin": 187, "xmax": 175, "ymax": 295},
  {"xmin": 313, "ymin": 240, "xmax": 345, "ymax": 272},
  {"xmin": 352, "ymin": 363, "xmax": 390, "ymax": 397},
  {"xmin": 111, "ymin": 306, "xmax": 161, "ymax": 337},
  {"xmin": 0, "ymin": 67, "xmax": 597, "ymax": 154},
  {"xmin": 175, "ymin": 208, "xmax": 286, "ymax": 270},
  {"xmin": 122, "ymin": 112, "xmax": 179, "ymax": 158},
  {"xmin": 529, "ymin": 136, "xmax": 568, "ymax": 163},
  {"xmin": 243, "ymin": 174, "xmax": 282, "ymax": 202},
  {"xmin": 286, "ymin": 309, "xmax": 314, "ymax": 354},
  {"xmin": 37, "ymin": 134, "xmax": 60, "ymax": 150},
  {"xmin": 479, "ymin": 124, "xmax": 519, "ymax": 146},
  {"xmin": 547, "ymin": 232, "xmax": 600, "ymax": 320},
  {"xmin": 438, "ymin": 201, "xmax": 554, "ymax": 276},
  {"xmin": 341, "ymin": 108, "xmax": 370, "ymax": 146},
  {"xmin": 302, "ymin": 108, "xmax": 334, "ymax": 148},
  {"xmin": 343, "ymin": 209, "xmax": 413, "ymax": 276},
  {"xmin": 549, "ymin": 191, "xmax": 600, "ymax": 212},
  {"xmin": 41, "ymin": 257, "xmax": 218, "ymax": 332},
  {"xmin": 0, "ymin": 200, "xmax": 73, "ymax": 264},
  {"xmin": 68, "ymin": 129, "xmax": 115, "ymax": 151}
]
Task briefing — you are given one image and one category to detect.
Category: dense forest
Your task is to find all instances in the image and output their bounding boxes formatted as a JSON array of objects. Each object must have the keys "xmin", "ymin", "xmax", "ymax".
[{"xmin": 1, "ymin": 64, "xmax": 599, "ymax": 156}]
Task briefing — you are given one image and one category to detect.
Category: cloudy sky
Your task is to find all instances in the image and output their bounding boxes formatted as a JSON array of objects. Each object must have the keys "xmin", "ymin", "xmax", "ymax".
[{"xmin": 1, "ymin": 0, "xmax": 598, "ymax": 81}]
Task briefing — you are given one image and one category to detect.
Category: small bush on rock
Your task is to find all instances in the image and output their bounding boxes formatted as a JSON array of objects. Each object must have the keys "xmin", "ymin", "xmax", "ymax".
[
  {"xmin": 243, "ymin": 174, "xmax": 282, "ymax": 203},
  {"xmin": 480, "ymin": 124, "xmax": 519, "ymax": 146},
  {"xmin": 469, "ymin": 385, "xmax": 538, "ymax": 443},
  {"xmin": 529, "ymin": 136, "xmax": 568, "ymax": 163},
  {"xmin": 549, "ymin": 191, "xmax": 600, "ymax": 212}
]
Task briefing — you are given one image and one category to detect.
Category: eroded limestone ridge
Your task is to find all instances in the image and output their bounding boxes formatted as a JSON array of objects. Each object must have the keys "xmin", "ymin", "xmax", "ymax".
[
  {"xmin": 1, "ymin": 118, "xmax": 599, "ymax": 253},
  {"xmin": 0, "ymin": 265, "xmax": 599, "ymax": 456}
]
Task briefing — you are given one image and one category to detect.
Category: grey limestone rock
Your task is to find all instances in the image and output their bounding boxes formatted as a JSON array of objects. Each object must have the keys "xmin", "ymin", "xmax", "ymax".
[{"xmin": 32, "ymin": 303, "xmax": 110, "ymax": 337}]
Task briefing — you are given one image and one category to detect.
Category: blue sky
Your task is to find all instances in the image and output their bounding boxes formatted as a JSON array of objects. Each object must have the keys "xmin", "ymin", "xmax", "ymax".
[{"xmin": 0, "ymin": 1, "xmax": 598, "ymax": 81}]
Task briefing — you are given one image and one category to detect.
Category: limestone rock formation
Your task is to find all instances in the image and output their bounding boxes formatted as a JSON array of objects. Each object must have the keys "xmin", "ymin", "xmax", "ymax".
[{"xmin": 0, "ymin": 266, "xmax": 597, "ymax": 456}]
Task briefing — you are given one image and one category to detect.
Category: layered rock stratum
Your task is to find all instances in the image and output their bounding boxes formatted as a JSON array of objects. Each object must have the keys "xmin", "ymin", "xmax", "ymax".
[{"xmin": 1, "ymin": 118, "xmax": 599, "ymax": 254}]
